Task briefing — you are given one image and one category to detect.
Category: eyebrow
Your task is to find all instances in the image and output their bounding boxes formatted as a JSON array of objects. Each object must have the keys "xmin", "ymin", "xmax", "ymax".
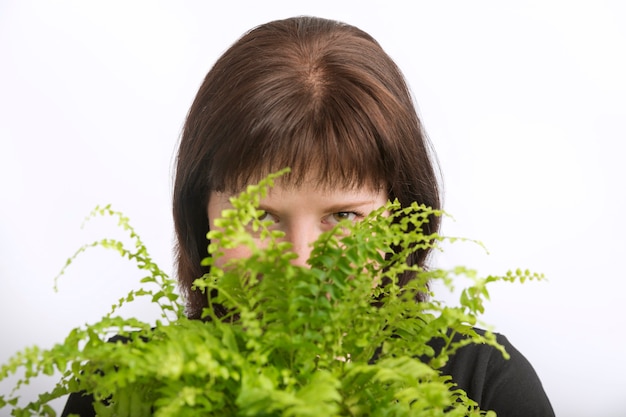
[
  {"xmin": 259, "ymin": 198, "xmax": 384, "ymax": 214},
  {"xmin": 324, "ymin": 199, "xmax": 384, "ymax": 211}
]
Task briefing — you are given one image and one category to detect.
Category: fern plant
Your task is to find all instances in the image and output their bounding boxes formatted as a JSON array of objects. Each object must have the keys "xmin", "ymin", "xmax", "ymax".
[{"xmin": 0, "ymin": 170, "xmax": 543, "ymax": 416}]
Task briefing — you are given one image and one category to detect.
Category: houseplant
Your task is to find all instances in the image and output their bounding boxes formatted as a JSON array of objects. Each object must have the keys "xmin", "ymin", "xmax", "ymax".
[{"xmin": 0, "ymin": 170, "xmax": 542, "ymax": 416}]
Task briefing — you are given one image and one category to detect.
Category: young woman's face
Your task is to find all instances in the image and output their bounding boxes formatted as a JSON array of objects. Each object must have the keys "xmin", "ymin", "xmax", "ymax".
[{"xmin": 207, "ymin": 179, "xmax": 387, "ymax": 268}]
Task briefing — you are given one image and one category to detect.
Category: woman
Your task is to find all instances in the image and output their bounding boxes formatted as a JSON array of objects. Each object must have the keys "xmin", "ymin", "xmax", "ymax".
[{"xmin": 63, "ymin": 16, "xmax": 554, "ymax": 416}]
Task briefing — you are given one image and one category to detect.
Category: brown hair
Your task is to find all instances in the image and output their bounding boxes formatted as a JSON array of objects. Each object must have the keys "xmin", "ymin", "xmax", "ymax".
[{"xmin": 173, "ymin": 16, "xmax": 441, "ymax": 319}]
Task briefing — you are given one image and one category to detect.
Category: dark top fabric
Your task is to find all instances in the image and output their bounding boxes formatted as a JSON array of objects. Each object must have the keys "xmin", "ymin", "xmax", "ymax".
[
  {"xmin": 437, "ymin": 331, "xmax": 554, "ymax": 416},
  {"xmin": 61, "ymin": 330, "xmax": 554, "ymax": 416}
]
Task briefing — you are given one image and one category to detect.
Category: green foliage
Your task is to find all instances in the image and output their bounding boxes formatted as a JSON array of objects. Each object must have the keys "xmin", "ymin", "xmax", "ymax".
[{"xmin": 0, "ymin": 170, "xmax": 543, "ymax": 416}]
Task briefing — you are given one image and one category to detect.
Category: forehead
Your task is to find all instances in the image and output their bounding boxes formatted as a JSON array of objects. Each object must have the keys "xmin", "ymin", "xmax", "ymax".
[
  {"xmin": 257, "ymin": 180, "xmax": 388, "ymax": 215},
  {"xmin": 209, "ymin": 177, "xmax": 387, "ymax": 217}
]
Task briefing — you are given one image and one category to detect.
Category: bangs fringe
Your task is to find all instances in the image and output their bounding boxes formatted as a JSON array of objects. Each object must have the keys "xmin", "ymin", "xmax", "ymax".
[{"xmin": 211, "ymin": 95, "xmax": 392, "ymax": 194}]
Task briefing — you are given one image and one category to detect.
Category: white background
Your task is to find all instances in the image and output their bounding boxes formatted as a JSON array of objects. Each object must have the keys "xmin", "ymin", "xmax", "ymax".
[{"xmin": 1, "ymin": 1, "xmax": 624, "ymax": 416}]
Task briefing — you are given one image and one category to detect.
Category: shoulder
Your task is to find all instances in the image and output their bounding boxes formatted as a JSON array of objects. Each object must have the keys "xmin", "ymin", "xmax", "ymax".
[
  {"xmin": 439, "ymin": 329, "xmax": 555, "ymax": 417},
  {"xmin": 61, "ymin": 392, "xmax": 96, "ymax": 417}
]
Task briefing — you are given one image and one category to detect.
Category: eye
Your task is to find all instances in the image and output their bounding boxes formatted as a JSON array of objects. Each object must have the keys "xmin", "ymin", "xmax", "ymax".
[
  {"xmin": 257, "ymin": 210, "xmax": 278, "ymax": 224},
  {"xmin": 330, "ymin": 211, "xmax": 360, "ymax": 224}
]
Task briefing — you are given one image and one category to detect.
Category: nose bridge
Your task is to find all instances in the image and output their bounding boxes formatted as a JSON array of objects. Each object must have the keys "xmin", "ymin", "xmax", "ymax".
[{"xmin": 285, "ymin": 220, "xmax": 318, "ymax": 267}]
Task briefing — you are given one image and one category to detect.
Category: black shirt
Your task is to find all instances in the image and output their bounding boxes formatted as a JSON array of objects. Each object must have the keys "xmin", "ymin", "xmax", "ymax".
[
  {"xmin": 437, "ymin": 332, "xmax": 554, "ymax": 416},
  {"xmin": 61, "ymin": 331, "xmax": 554, "ymax": 416}
]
